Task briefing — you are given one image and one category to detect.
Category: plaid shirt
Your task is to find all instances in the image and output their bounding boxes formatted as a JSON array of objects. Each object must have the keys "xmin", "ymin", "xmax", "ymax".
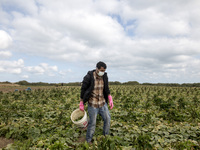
[{"xmin": 88, "ymin": 71, "xmax": 105, "ymax": 108}]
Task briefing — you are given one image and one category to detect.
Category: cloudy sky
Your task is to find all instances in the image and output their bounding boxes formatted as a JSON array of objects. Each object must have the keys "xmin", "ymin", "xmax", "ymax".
[{"xmin": 0, "ymin": 0, "xmax": 200, "ymax": 83}]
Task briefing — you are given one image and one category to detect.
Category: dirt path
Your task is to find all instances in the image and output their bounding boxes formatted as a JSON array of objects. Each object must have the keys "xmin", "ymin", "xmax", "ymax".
[
  {"xmin": 0, "ymin": 137, "xmax": 14, "ymax": 149},
  {"xmin": 0, "ymin": 84, "xmax": 62, "ymax": 93}
]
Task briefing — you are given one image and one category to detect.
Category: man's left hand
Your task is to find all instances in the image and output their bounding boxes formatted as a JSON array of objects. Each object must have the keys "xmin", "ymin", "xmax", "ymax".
[{"xmin": 108, "ymin": 95, "xmax": 113, "ymax": 109}]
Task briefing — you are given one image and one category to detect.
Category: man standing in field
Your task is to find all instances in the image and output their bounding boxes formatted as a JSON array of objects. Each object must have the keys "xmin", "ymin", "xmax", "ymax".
[{"xmin": 79, "ymin": 61, "xmax": 114, "ymax": 143}]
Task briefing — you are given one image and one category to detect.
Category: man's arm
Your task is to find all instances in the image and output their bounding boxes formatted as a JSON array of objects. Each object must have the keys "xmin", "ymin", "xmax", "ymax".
[
  {"xmin": 80, "ymin": 73, "xmax": 91, "ymax": 101},
  {"xmin": 79, "ymin": 72, "xmax": 91, "ymax": 111}
]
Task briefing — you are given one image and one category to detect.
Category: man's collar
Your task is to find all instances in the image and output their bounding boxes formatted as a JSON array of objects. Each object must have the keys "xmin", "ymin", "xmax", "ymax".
[{"xmin": 94, "ymin": 71, "xmax": 103, "ymax": 79}]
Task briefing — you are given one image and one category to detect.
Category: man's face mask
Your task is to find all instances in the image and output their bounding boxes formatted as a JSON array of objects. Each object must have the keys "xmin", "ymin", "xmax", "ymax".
[
  {"xmin": 96, "ymin": 67, "xmax": 105, "ymax": 76},
  {"xmin": 97, "ymin": 70, "xmax": 104, "ymax": 76}
]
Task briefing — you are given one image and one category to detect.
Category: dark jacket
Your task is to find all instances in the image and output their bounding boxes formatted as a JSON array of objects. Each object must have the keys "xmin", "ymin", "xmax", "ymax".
[{"xmin": 80, "ymin": 70, "xmax": 110, "ymax": 104}]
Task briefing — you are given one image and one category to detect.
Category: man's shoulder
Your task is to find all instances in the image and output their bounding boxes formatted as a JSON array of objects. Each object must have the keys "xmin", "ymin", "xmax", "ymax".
[
  {"xmin": 86, "ymin": 70, "xmax": 95, "ymax": 76},
  {"xmin": 83, "ymin": 70, "xmax": 95, "ymax": 79}
]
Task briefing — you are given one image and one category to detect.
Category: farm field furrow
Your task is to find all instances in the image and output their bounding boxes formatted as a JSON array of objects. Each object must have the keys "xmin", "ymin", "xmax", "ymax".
[{"xmin": 0, "ymin": 85, "xmax": 200, "ymax": 149}]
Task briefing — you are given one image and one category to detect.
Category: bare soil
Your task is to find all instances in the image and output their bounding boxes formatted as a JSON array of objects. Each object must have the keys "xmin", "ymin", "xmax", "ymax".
[
  {"xmin": 0, "ymin": 84, "xmax": 20, "ymax": 87},
  {"xmin": 77, "ymin": 136, "xmax": 86, "ymax": 143},
  {"xmin": 0, "ymin": 84, "xmax": 61, "ymax": 93},
  {"xmin": 0, "ymin": 137, "xmax": 14, "ymax": 149}
]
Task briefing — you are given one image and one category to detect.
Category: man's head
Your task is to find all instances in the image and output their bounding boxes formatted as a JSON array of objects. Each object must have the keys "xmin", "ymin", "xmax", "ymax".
[
  {"xmin": 96, "ymin": 61, "xmax": 107, "ymax": 70},
  {"xmin": 96, "ymin": 61, "xmax": 107, "ymax": 76}
]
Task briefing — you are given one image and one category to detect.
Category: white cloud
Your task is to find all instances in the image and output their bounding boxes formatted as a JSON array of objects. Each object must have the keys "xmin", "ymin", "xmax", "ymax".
[
  {"xmin": 135, "ymin": 11, "xmax": 190, "ymax": 37},
  {"xmin": 0, "ymin": 0, "xmax": 38, "ymax": 16},
  {"xmin": 25, "ymin": 63, "xmax": 58, "ymax": 76},
  {"xmin": 21, "ymin": 75, "xmax": 29, "ymax": 79},
  {"xmin": 0, "ymin": 59, "xmax": 24, "ymax": 74},
  {"xmin": 0, "ymin": 57, "xmax": 58, "ymax": 78},
  {"xmin": 93, "ymin": 0, "xmax": 121, "ymax": 14},
  {"xmin": 119, "ymin": 0, "xmax": 200, "ymax": 38},
  {"xmin": 59, "ymin": 69, "xmax": 72, "ymax": 76},
  {"xmin": 0, "ymin": 30, "xmax": 12, "ymax": 49},
  {"xmin": 1, "ymin": 0, "xmax": 200, "ymax": 83},
  {"xmin": 10, "ymin": 10, "xmax": 125, "ymax": 61},
  {"xmin": 0, "ymin": 51, "xmax": 12, "ymax": 59}
]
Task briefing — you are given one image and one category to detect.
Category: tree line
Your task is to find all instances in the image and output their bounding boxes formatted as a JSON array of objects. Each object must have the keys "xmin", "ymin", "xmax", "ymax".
[
  {"xmin": 109, "ymin": 81, "xmax": 200, "ymax": 87},
  {"xmin": 1, "ymin": 80, "xmax": 200, "ymax": 87}
]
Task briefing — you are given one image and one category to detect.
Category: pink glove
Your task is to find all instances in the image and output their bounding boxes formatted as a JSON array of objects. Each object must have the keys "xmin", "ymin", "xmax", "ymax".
[
  {"xmin": 79, "ymin": 101, "xmax": 84, "ymax": 111},
  {"xmin": 108, "ymin": 95, "xmax": 113, "ymax": 109}
]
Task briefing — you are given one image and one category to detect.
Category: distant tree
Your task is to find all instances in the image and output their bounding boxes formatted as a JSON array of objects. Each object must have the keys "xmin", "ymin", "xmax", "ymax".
[
  {"xmin": 123, "ymin": 81, "xmax": 140, "ymax": 85},
  {"xmin": 66, "ymin": 82, "xmax": 81, "ymax": 86},
  {"xmin": 181, "ymin": 83, "xmax": 200, "ymax": 87},
  {"xmin": 109, "ymin": 81, "xmax": 122, "ymax": 85},
  {"xmin": 0, "ymin": 81, "xmax": 12, "ymax": 84},
  {"xmin": 142, "ymin": 83, "xmax": 154, "ymax": 86},
  {"xmin": 16, "ymin": 80, "xmax": 30, "ymax": 85}
]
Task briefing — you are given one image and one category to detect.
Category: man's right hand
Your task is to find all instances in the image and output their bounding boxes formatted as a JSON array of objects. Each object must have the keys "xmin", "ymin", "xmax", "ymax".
[{"xmin": 79, "ymin": 101, "xmax": 84, "ymax": 111}]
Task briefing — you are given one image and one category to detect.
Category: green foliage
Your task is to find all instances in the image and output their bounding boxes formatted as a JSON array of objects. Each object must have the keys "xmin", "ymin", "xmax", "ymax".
[
  {"xmin": 0, "ymin": 85, "xmax": 200, "ymax": 149},
  {"xmin": 133, "ymin": 132, "xmax": 153, "ymax": 149},
  {"xmin": 173, "ymin": 140, "xmax": 200, "ymax": 150}
]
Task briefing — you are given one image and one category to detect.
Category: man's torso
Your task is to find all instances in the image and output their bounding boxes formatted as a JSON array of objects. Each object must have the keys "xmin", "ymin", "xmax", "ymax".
[{"xmin": 88, "ymin": 71, "xmax": 105, "ymax": 108}]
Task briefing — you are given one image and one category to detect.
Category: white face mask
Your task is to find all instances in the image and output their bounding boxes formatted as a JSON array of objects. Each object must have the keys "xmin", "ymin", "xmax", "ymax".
[{"xmin": 97, "ymin": 71, "xmax": 104, "ymax": 76}]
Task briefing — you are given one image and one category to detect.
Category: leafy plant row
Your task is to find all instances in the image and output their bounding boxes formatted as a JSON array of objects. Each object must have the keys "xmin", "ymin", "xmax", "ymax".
[{"xmin": 0, "ymin": 86, "xmax": 200, "ymax": 149}]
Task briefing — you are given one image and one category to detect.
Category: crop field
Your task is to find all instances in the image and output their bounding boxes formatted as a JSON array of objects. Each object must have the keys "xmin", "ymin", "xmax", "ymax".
[{"xmin": 0, "ymin": 85, "xmax": 200, "ymax": 149}]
